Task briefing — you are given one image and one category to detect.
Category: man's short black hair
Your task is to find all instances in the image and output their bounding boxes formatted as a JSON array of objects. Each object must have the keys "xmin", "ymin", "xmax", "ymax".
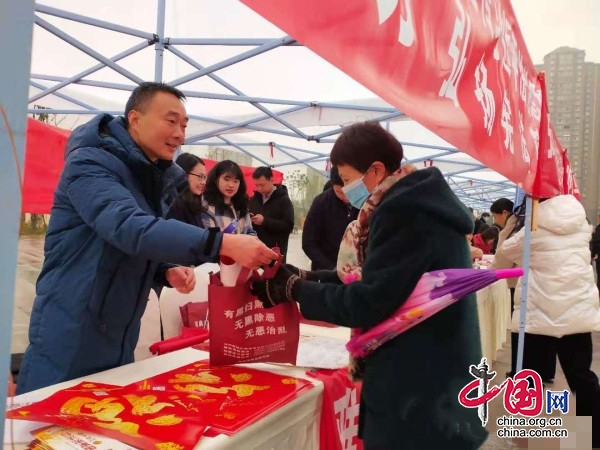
[
  {"xmin": 253, "ymin": 166, "xmax": 273, "ymax": 180},
  {"xmin": 490, "ymin": 198, "xmax": 514, "ymax": 214},
  {"xmin": 329, "ymin": 165, "xmax": 343, "ymax": 187},
  {"xmin": 124, "ymin": 82, "xmax": 186, "ymax": 127}
]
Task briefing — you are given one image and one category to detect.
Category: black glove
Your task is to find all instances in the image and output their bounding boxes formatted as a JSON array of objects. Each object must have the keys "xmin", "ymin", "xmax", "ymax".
[
  {"xmin": 283, "ymin": 265, "xmax": 342, "ymax": 284},
  {"xmin": 251, "ymin": 264, "xmax": 301, "ymax": 308},
  {"xmin": 283, "ymin": 264, "xmax": 318, "ymax": 282}
]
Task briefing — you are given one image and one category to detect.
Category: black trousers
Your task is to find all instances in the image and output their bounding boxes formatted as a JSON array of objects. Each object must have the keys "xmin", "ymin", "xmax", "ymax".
[
  {"xmin": 513, "ymin": 333, "xmax": 600, "ymax": 411},
  {"xmin": 510, "ymin": 332, "xmax": 557, "ymax": 380},
  {"xmin": 510, "ymin": 287, "xmax": 515, "ymax": 315}
]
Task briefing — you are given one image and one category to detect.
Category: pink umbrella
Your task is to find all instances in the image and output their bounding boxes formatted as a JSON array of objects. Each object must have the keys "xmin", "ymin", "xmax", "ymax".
[{"xmin": 346, "ymin": 268, "xmax": 523, "ymax": 357}]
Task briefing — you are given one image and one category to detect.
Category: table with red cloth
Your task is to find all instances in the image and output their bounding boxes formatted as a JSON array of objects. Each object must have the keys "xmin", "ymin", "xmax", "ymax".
[{"xmin": 5, "ymin": 347, "xmax": 362, "ymax": 450}]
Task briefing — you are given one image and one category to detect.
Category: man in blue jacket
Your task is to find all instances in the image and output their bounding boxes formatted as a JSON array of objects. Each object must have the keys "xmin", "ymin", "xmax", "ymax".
[{"xmin": 17, "ymin": 82, "xmax": 277, "ymax": 394}]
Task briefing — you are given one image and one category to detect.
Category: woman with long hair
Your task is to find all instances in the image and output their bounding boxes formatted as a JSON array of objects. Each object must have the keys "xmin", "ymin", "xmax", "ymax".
[
  {"xmin": 201, "ymin": 160, "xmax": 256, "ymax": 235},
  {"xmin": 168, "ymin": 153, "xmax": 206, "ymax": 227}
]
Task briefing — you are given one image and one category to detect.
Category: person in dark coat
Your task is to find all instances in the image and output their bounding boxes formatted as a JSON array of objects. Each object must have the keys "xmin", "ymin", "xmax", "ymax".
[
  {"xmin": 302, "ymin": 166, "xmax": 359, "ymax": 270},
  {"xmin": 251, "ymin": 122, "xmax": 488, "ymax": 450},
  {"xmin": 248, "ymin": 166, "xmax": 295, "ymax": 261},
  {"xmin": 489, "ymin": 197, "xmax": 514, "ymax": 254},
  {"xmin": 17, "ymin": 82, "xmax": 278, "ymax": 394},
  {"xmin": 591, "ymin": 224, "xmax": 600, "ymax": 290},
  {"xmin": 167, "ymin": 152, "xmax": 206, "ymax": 228}
]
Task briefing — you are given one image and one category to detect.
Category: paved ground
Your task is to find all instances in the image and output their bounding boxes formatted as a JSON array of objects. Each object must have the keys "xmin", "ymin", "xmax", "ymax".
[{"xmin": 10, "ymin": 234, "xmax": 600, "ymax": 448}]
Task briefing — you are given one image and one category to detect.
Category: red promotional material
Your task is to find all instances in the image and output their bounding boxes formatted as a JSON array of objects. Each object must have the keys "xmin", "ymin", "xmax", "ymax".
[
  {"xmin": 22, "ymin": 118, "xmax": 70, "ymax": 214},
  {"xmin": 240, "ymin": 0, "xmax": 579, "ymax": 199},
  {"xmin": 149, "ymin": 326, "xmax": 209, "ymax": 356},
  {"xmin": 129, "ymin": 360, "xmax": 313, "ymax": 436},
  {"xmin": 207, "ymin": 269, "xmax": 300, "ymax": 366},
  {"xmin": 534, "ymin": 72, "xmax": 580, "ymax": 198},
  {"xmin": 180, "ymin": 302, "xmax": 209, "ymax": 329},
  {"xmin": 307, "ymin": 368, "xmax": 363, "ymax": 450},
  {"xmin": 6, "ymin": 381, "xmax": 210, "ymax": 449}
]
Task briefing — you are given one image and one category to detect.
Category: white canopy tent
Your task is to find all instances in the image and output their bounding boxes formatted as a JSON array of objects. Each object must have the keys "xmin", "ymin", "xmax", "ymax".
[{"xmin": 24, "ymin": 0, "xmax": 516, "ymax": 210}]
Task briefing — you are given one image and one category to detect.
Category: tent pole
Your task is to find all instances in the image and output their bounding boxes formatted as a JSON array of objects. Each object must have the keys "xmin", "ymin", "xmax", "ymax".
[
  {"xmin": 155, "ymin": 0, "xmax": 166, "ymax": 83},
  {"xmin": 515, "ymin": 196, "xmax": 537, "ymax": 372},
  {"xmin": 0, "ymin": 0, "xmax": 35, "ymax": 437}
]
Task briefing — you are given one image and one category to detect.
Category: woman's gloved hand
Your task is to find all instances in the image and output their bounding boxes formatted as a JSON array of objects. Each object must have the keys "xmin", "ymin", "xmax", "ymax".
[
  {"xmin": 251, "ymin": 264, "xmax": 301, "ymax": 308},
  {"xmin": 283, "ymin": 264, "xmax": 342, "ymax": 284},
  {"xmin": 283, "ymin": 264, "xmax": 318, "ymax": 282}
]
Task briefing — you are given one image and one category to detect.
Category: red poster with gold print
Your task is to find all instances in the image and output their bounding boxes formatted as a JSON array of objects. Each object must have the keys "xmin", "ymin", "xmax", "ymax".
[
  {"xmin": 6, "ymin": 381, "xmax": 212, "ymax": 450},
  {"xmin": 130, "ymin": 360, "xmax": 313, "ymax": 435}
]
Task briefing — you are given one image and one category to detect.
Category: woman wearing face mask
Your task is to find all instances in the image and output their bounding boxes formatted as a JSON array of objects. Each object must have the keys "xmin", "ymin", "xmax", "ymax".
[
  {"xmin": 251, "ymin": 122, "xmax": 488, "ymax": 450},
  {"xmin": 201, "ymin": 160, "xmax": 256, "ymax": 236},
  {"xmin": 168, "ymin": 153, "xmax": 207, "ymax": 227}
]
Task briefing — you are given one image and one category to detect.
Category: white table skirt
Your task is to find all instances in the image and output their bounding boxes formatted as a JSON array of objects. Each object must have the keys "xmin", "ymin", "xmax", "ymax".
[
  {"xmin": 476, "ymin": 279, "xmax": 512, "ymax": 369},
  {"xmin": 4, "ymin": 348, "xmax": 322, "ymax": 450}
]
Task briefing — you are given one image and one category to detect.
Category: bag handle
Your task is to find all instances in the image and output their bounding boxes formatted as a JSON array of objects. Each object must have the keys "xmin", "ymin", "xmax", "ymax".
[{"xmin": 221, "ymin": 247, "xmax": 283, "ymax": 285}]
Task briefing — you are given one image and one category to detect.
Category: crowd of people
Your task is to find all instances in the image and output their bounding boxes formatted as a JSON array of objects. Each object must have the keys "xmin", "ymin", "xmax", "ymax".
[{"xmin": 13, "ymin": 81, "xmax": 600, "ymax": 448}]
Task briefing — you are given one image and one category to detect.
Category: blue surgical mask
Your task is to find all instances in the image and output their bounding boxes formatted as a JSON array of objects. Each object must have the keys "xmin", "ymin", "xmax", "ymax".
[{"xmin": 343, "ymin": 175, "xmax": 370, "ymax": 210}]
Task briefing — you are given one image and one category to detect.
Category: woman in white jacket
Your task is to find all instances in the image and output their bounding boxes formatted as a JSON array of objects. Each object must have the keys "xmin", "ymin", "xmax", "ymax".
[{"xmin": 497, "ymin": 195, "xmax": 600, "ymax": 427}]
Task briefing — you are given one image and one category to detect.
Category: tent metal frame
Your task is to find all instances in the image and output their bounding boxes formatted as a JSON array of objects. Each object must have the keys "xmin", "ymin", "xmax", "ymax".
[
  {"xmin": 0, "ymin": 1, "xmax": 539, "ymax": 437},
  {"xmin": 25, "ymin": 0, "xmax": 514, "ymax": 208}
]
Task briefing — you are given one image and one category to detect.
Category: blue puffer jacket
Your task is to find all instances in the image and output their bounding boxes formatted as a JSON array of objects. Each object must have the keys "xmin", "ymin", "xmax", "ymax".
[{"xmin": 17, "ymin": 114, "xmax": 222, "ymax": 394}]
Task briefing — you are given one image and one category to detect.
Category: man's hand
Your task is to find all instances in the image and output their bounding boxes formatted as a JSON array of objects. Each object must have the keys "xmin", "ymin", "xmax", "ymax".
[
  {"xmin": 166, "ymin": 266, "xmax": 196, "ymax": 294},
  {"xmin": 220, "ymin": 234, "xmax": 278, "ymax": 270},
  {"xmin": 250, "ymin": 214, "xmax": 264, "ymax": 226}
]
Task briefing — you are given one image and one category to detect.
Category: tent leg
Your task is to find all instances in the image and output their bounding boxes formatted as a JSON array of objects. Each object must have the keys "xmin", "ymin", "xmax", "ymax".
[
  {"xmin": 515, "ymin": 196, "xmax": 534, "ymax": 373},
  {"xmin": 0, "ymin": 0, "xmax": 35, "ymax": 437}
]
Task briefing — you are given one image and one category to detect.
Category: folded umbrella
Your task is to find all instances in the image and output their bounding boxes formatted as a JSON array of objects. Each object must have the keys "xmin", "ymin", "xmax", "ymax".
[{"xmin": 346, "ymin": 268, "xmax": 523, "ymax": 357}]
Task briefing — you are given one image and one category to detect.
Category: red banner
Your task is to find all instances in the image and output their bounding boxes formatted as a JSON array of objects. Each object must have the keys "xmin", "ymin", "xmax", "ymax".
[
  {"xmin": 307, "ymin": 368, "xmax": 363, "ymax": 450},
  {"xmin": 241, "ymin": 0, "xmax": 579, "ymax": 199},
  {"xmin": 23, "ymin": 118, "xmax": 70, "ymax": 214}
]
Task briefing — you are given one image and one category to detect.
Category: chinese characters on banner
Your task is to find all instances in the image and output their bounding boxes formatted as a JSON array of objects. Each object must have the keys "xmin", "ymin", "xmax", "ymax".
[
  {"xmin": 308, "ymin": 368, "xmax": 363, "ymax": 450},
  {"xmin": 240, "ymin": 0, "xmax": 579, "ymax": 199},
  {"xmin": 207, "ymin": 272, "xmax": 300, "ymax": 366}
]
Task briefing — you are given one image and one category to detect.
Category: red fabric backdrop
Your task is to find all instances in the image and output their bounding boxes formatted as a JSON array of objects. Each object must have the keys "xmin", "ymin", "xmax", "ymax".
[
  {"xmin": 21, "ymin": 119, "xmax": 282, "ymax": 214},
  {"xmin": 22, "ymin": 118, "xmax": 70, "ymax": 214}
]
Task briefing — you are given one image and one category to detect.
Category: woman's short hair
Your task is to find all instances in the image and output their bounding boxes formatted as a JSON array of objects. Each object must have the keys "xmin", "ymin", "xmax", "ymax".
[{"xmin": 330, "ymin": 122, "xmax": 404, "ymax": 173}]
